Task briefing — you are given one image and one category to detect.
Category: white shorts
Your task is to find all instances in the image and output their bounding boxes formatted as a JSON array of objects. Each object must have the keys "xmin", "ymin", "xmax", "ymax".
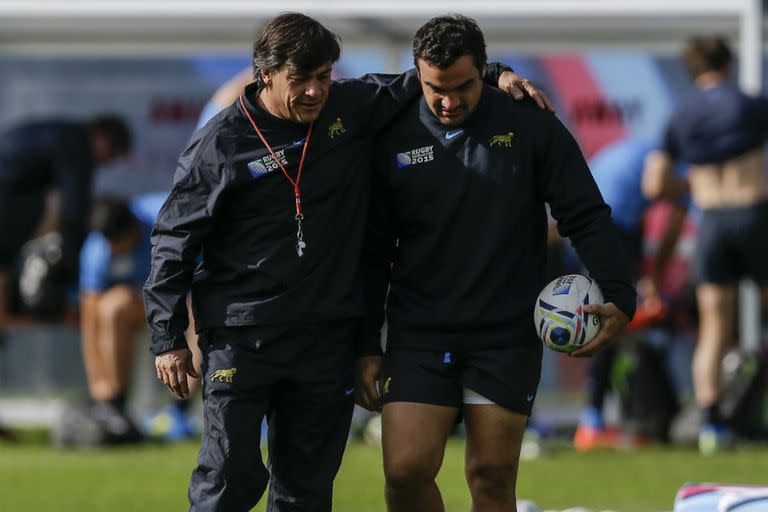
[{"xmin": 463, "ymin": 387, "xmax": 495, "ymax": 405}]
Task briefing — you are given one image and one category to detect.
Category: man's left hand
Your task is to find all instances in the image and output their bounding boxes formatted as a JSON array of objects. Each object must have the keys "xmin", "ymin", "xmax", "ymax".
[
  {"xmin": 570, "ymin": 302, "xmax": 630, "ymax": 358},
  {"xmin": 354, "ymin": 355, "xmax": 383, "ymax": 412},
  {"xmin": 498, "ymin": 71, "xmax": 555, "ymax": 112}
]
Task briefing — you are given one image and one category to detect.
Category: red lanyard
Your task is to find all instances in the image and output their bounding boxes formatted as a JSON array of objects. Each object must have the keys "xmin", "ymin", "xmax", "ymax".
[{"xmin": 239, "ymin": 94, "xmax": 313, "ymax": 257}]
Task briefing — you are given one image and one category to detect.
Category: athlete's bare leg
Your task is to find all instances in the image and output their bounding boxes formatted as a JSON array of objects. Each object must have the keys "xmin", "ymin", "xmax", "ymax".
[
  {"xmin": 464, "ymin": 404, "xmax": 527, "ymax": 512},
  {"xmin": 382, "ymin": 402, "xmax": 459, "ymax": 512},
  {"xmin": 92, "ymin": 286, "xmax": 144, "ymax": 400},
  {"xmin": 693, "ymin": 284, "xmax": 737, "ymax": 409}
]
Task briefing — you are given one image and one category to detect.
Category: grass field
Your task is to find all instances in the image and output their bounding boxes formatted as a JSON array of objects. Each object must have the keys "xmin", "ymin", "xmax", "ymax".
[{"xmin": 2, "ymin": 436, "xmax": 768, "ymax": 512}]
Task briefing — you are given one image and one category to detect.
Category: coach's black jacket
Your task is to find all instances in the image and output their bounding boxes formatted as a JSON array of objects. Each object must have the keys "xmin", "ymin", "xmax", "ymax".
[
  {"xmin": 363, "ymin": 85, "xmax": 637, "ymax": 353},
  {"xmin": 144, "ymin": 66, "xmax": 511, "ymax": 356}
]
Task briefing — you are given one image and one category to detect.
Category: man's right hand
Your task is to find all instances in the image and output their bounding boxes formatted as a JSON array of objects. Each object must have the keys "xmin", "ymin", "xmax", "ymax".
[
  {"xmin": 155, "ymin": 348, "xmax": 198, "ymax": 400},
  {"xmin": 570, "ymin": 303, "xmax": 630, "ymax": 358},
  {"xmin": 354, "ymin": 355, "xmax": 383, "ymax": 412}
]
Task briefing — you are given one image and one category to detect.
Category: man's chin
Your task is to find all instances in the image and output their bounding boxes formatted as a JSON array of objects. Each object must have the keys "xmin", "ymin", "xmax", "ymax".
[
  {"xmin": 293, "ymin": 105, "xmax": 324, "ymax": 124},
  {"xmin": 439, "ymin": 116, "xmax": 465, "ymax": 127}
]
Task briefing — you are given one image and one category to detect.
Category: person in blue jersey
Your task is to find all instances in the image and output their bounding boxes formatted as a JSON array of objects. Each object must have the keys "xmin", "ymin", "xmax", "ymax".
[
  {"xmin": 643, "ymin": 36, "xmax": 768, "ymax": 455},
  {"xmin": 80, "ymin": 193, "xmax": 199, "ymax": 443},
  {"xmin": 573, "ymin": 138, "xmax": 687, "ymax": 450},
  {"xmin": 143, "ymin": 12, "xmax": 551, "ymax": 512},
  {"xmin": 79, "ymin": 192, "xmax": 200, "ymax": 443},
  {"xmin": 363, "ymin": 16, "xmax": 635, "ymax": 511}
]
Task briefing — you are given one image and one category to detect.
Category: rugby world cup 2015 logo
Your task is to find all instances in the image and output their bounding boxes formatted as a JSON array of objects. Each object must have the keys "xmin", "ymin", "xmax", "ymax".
[
  {"xmin": 552, "ymin": 274, "xmax": 576, "ymax": 296},
  {"xmin": 247, "ymin": 149, "xmax": 288, "ymax": 179},
  {"xmin": 396, "ymin": 145, "xmax": 434, "ymax": 169}
]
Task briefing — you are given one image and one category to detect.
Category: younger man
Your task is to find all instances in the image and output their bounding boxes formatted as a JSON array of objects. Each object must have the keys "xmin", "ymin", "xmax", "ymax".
[{"xmin": 364, "ymin": 15, "xmax": 635, "ymax": 510}]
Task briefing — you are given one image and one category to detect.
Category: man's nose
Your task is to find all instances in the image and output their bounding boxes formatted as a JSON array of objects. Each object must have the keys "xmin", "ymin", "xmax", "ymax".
[
  {"xmin": 441, "ymin": 94, "xmax": 460, "ymax": 110},
  {"xmin": 305, "ymin": 79, "xmax": 324, "ymax": 98}
]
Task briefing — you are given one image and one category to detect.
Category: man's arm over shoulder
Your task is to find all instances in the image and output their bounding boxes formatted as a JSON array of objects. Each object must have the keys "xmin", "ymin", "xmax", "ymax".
[
  {"xmin": 334, "ymin": 63, "xmax": 515, "ymax": 132},
  {"xmin": 536, "ymin": 113, "xmax": 636, "ymax": 320},
  {"xmin": 331, "ymin": 69, "xmax": 421, "ymax": 133},
  {"xmin": 143, "ymin": 126, "xmax": 231, "ymax": 356}
]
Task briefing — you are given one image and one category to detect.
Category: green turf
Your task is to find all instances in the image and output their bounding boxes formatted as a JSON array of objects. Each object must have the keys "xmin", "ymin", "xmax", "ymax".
[{"xmin": 2, "ymin": 438, "xmax": 767, "ymax": 511}]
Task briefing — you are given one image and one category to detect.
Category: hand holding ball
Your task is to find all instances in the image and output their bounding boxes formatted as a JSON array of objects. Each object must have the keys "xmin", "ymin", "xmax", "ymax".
[{"xmin": 533, "ymin": 274, "xmax": 603, "ymax": 353}]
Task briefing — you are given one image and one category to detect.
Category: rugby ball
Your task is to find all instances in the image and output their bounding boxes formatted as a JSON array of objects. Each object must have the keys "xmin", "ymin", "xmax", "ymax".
[{"xmin": 533, "ymin": 274, "xmax": 603, "ymax": 353}]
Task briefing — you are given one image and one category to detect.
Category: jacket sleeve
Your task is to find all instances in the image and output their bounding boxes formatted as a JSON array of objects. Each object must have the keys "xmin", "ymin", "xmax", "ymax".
[
  {"xmin": 537, "ymin": 114, "xmax": 637, "ymax": 320},
  {"xmin": 143, "ymin": 129, "xmax": 230, "ymax": 355},
  {"xmin": 342, "ymin": 63, "xmax": 513, "ymax": 133},
  {"xmin": 360, "ymin": 144, "xmax": 399, "ymax": 357}
]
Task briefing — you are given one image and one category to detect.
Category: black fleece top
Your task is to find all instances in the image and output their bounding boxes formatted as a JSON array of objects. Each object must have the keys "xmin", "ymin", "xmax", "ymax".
[{"xmin": 363, "ymin": 85, "xmax": 636, "ymax": 353}]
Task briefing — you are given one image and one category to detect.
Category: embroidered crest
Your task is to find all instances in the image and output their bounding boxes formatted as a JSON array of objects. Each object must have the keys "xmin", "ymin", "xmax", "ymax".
[
  {"xmin": 211, "ymin": 368, "xmax": 237, "ymax": 383},
  {"xmin": 489, "ymin": 132, "xmax": 515, "ymax": 148},
  {"xmin": 328, "ymin": 117, "xmax": 346, "ymax": 139}
]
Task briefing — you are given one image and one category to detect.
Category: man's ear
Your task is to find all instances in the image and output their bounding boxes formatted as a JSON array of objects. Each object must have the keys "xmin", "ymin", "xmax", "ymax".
[
  {"xmin": 481, "ymin": 64, "xmax": 487, "ymax": 79},
  {"xmin": 259, "ymin": 68, "xmax": 272, "ymax": 87}
]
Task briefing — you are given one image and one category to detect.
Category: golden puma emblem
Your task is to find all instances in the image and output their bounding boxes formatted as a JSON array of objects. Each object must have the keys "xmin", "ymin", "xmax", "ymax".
[
  {"xmin": 490, "ymin": 132, "xmax": 515, "ymax": 148},
  {"xmin": 328, "ymin": 117, "xmax": 346, "ymax": 139},
  {"xmin": 211, "ymin": 368, "xmax": 237, "ymax": 383}
]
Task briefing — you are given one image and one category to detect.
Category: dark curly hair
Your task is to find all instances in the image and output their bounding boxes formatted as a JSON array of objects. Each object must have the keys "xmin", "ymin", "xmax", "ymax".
[
  {"xmin": 252, "ymin": 12, "xmax": 341, "ymax": 86},
  {"xmin": 683, "ymin": 36, "xmax": 732, "ymax": 79},
  {"xmin": 412, "ymin": 15, "xmax": 487, "ymax": 72}
]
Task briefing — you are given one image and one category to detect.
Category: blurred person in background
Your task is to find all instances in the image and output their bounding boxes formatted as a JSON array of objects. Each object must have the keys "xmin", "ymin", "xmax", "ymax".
[
  {"xmin": 363, "ymin": 15, "xmax": 634, "ymax": 512},
  {"xmin": 0, "ymin": 114, "xmax": 132, "ymax": 327},
  {"xmin": 0, "ymin": 115, "xmax": 130, "ymax": 441},
  {"xmin": 196, "ymin": 68, "xmax": 254, "ymax": 129},
  {"xmin": 643, "ymin": 35, "xmax": 768, "ymax": 455},
  {"xmin": 572, "ymin": 138, "xmax": 687, "ymax": 450},
  {"xmin": 144, "ymin": 12, "xmax": 550, "ymax": 512},
  {"xmin": 80, "ymin": 195, "xmax": 201, "ymax": 444}
]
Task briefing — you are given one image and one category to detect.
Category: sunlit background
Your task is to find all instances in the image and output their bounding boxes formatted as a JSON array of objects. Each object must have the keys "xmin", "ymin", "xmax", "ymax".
[{"xmin": 1, "ymin": 2, "xmax": 767, "ymax": 511}]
